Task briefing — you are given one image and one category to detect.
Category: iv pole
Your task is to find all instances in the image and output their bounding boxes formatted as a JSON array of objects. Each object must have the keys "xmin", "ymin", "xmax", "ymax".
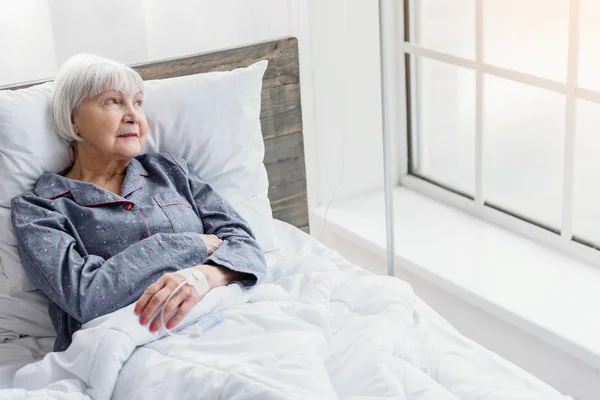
[{"xmin": 378, "ymin": 0, "xmax": 397, "ymax": 277}]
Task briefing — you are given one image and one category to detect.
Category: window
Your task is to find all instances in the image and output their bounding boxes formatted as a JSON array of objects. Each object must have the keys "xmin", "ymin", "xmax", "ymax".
[{"xmin": 401, "ymin": 0, "xmax": 600, "ymax": 255}]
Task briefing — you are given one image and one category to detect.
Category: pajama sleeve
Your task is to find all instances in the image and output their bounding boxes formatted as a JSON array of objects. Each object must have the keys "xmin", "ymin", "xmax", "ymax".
[
  {"xmin": 169, "ymin": 154, "xmax": 267, "ymax": 286},
  {"xmin": 11, "ymin": 195, "xmax": 209, "ymax": 324}
]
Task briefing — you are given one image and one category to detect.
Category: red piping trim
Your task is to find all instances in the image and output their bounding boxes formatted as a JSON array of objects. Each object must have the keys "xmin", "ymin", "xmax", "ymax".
[
  {"xmin": 122, "ymin": 184, "xmax": 144, "ymax": 198},
  {"xmin": 81, "ymin": 200, "xmax": 126, "ymax": 207}
]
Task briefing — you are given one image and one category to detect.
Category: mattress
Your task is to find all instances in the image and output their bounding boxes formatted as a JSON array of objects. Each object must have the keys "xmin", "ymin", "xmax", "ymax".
[{"xmin": 0, "ymin": 220, "xmax": 570, "ymax": 399}]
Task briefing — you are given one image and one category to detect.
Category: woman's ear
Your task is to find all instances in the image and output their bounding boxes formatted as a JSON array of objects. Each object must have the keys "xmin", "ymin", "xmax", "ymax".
[{"xmin": 71, "ymin": 112, "xmax": 79, "ymax": 136}]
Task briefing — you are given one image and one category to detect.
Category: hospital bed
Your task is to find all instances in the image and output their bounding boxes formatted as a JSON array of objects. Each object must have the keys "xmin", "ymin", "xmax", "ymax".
[{"xmin": 0, "ymin": 38, "xmax": 572, "ymax": 399}]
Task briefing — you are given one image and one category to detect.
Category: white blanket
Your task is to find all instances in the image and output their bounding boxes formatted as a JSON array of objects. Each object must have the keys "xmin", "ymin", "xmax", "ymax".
[{"xmin": 0, "ymin": 235, "xmax": 572, "ymax": 399}]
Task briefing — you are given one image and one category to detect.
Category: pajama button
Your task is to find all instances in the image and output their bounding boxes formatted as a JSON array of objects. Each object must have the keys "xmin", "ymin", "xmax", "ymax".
[{"xmin": 124, "ymin": 203, "xmax": 133, "ymax": 210}]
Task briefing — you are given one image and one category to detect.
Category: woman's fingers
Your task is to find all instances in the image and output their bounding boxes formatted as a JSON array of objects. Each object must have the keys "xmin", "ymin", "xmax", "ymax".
[
  {"xmin": 199, "ymin": 234, "xmax": 224, "ymax": 255},
  {"xmin": 139, "ymin": 273, "xmax": 182, "ymax": 325},
  {"xmin": 165, "ymin": 297, "xmax": 197, "ymax": 330},
  {"xmin": 153, "ymin": 285, "xmax": 201, "ymax": 331},
  {"xmin": 139, "ymin": 286, "xmax": 171, "ymax": 326},
  {"xmin": 149, "ymin": 288, "xmax": 187, "ymax": 331},
  {"xmin": 135, "ymin": 277, "xmax": 166, "ymax": 315}
]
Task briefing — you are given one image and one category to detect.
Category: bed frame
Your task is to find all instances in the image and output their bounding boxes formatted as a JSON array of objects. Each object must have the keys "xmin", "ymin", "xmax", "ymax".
[{"xmin": 3, "ymin": 37, "xmax": 309, "ymax": 233}]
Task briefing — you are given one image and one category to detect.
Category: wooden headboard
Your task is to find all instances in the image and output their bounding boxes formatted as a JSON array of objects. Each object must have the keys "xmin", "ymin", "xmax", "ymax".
[{"xmin": 2, "ymin": 37, "xmax": 309, "ymax": 233}]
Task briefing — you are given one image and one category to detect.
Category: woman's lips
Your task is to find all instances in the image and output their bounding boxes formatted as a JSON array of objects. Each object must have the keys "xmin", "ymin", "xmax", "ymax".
[{"xmin": 117, "ymin": 133, "xmax": 138, "ymax": 139}]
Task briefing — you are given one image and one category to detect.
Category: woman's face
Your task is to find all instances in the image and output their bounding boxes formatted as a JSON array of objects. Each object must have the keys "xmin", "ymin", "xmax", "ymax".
[{"xmin": 72, "ymin": 90, "xmax": 148, "ymax": 160}]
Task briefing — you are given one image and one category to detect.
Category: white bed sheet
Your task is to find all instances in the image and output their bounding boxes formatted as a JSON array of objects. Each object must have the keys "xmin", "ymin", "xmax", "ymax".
[
  {"xmin": 0, "ymin": 219, "xmax": 570, "ymax": 399},
  {"xmin": 0, "ymin": 336, "xmax": 54, "ymax": 389}
]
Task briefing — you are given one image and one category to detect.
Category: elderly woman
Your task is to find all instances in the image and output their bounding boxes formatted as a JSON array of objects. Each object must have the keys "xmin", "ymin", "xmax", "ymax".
[{"xmin": 10, "ymin": 54, "xmax": 266, "ymax": 352}]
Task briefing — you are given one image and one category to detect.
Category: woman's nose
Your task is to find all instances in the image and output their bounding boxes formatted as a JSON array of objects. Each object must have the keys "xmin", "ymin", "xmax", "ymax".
[
  {"xmin": 123, "ymin": 113, "xmax": 137, "ymax": 124},
  {"xmin": 123, "ymin": 104, "xmax": 139, "ymax": 124}
]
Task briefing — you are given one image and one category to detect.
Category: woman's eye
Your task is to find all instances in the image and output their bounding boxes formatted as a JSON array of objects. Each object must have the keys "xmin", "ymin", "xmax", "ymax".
[
  {"xmin": 135, "ymin": 100, "xmax": 143, "ymax": 106},
  {"xmin": 106, "ymin": 98, "xmax": 118, "ymax": 105}
]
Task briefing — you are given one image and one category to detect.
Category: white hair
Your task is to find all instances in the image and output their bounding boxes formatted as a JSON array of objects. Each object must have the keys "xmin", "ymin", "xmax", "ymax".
[{"xmin": 51, "ymin": 53, "xmax": 144, "ymax": 144}]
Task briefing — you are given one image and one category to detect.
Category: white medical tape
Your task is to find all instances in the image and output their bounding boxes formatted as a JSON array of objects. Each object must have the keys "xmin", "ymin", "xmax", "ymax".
[{"xmin": 176, "ymin": 268, "xmax": 210, "ymax": 297}]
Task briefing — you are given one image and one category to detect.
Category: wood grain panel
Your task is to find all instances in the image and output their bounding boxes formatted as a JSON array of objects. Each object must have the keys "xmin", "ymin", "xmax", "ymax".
[
  {"xmin": 133, "ymin": 38, "xmax": 300, "ymax": 90},
  {"xmin": 264, "ymin": 131, "xmax": 304, "ymax": 165},
  {"xmin": 260, "ymin": 83, "xmax": 302, "ymax": 139}
]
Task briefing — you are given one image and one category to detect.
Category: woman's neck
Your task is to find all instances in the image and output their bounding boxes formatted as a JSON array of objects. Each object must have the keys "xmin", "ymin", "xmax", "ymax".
[{"xmin": 66, "ymin": 146, "xmax": 131, "ymax": 194}]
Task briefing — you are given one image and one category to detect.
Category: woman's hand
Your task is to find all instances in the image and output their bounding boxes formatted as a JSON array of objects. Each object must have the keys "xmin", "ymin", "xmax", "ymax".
[
  {"xmin": 134, "ymin": 264, "xmax": 235, "ymax": 332},
  {"xmin": 134, "ymin": 272, "xmax": 201, "ymax": 332},
  {"xmin": 199, "ymin": 234, "xmax": 223, "ymax": 255}
]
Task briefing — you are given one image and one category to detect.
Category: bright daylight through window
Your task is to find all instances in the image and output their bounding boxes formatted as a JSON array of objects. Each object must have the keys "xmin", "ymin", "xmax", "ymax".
[{"xmin": 404, "ymin": 0, "xmax": 600, "ymax": 249}]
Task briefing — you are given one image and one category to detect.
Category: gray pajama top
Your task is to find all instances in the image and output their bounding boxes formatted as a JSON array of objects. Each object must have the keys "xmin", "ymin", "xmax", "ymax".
[{"xmin": 11, "ymin": 152, "xmax": 266, "ymax": 351}]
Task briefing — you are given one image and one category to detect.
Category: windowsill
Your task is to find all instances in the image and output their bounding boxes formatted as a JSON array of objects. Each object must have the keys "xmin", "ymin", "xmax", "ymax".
[{"xmin": 311, "ymin": 186, "xmax": 600, "ymax": 371}]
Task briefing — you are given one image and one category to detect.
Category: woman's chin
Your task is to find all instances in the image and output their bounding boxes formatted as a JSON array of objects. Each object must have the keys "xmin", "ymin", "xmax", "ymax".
[{"xmin": 114, "ymin": 141, "xmax": 143, "ymax": 158}]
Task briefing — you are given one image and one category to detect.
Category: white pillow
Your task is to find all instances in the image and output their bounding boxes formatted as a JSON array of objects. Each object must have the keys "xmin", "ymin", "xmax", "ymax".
[
  {"xmin": 142, "ymin": 60, "xmax": 276, "ymax": 253},
  {"xmin": 0, "ymin": 82, "xmax": 72, "ymax": 293},
  {"xmin": 0, "ymin": 60, "xmax": 276, "ymax": 335}
]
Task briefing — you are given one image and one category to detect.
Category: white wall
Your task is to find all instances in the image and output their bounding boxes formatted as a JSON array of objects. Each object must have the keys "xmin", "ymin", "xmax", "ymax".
[
  {"xmin": 304, "ymin": 0, "xmax": 385, "ymax": 208},
  {"xmin": 0, "ymin": 1, "xmax": 293, "ymax": 85},
  {"xmin": 0, "ymin": 1, "xmax": 58, "ymax": 86}
]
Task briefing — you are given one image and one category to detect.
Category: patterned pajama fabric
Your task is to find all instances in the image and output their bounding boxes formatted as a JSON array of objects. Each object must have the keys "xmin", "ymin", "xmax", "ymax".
[{"xmin": 11, "ymin": 152, "xmax": 266, "ymax": 351}]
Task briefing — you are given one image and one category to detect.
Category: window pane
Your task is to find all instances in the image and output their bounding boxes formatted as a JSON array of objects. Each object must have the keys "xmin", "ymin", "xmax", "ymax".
[
  {"xmin": 578, "ymin": 0, "xmax": 600, "ymax": 91},
  {"xmin": 483, "ymin": 0, "xmax": 569, "ymax": 82},
  {"xmin": 572, "ymin": 100, "xmax": 600, "ymax": 245},
  {"xmin": 410, "ymin": 57, "xmax": 475, "ymax": 195},
  {"xmin": 409, "ymin": 0, "xmax": 475, "ymax": 59},
  {"xmin": 483, "ymin": 75, "xmax": 565, "ymax": 229}
]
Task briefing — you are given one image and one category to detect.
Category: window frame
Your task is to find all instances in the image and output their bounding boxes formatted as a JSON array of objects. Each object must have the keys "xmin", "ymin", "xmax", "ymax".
[{"xmin": 390, "ymin": 0, "xmax": 600, "ymax": 267}]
